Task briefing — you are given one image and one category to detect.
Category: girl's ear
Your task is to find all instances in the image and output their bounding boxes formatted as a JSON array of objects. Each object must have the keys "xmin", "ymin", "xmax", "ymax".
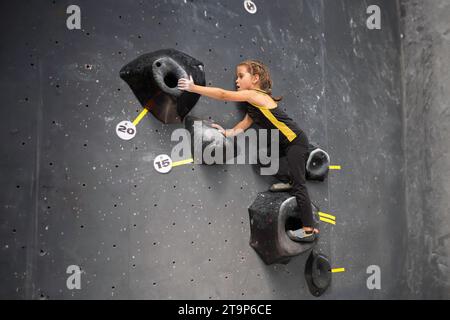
[{"xmin": 252, "ymin": 73, "xmax": 260, "ymax": 84}]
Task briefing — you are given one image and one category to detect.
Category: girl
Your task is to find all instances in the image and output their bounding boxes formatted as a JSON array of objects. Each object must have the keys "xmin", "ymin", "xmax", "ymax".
[{"xmin": 177, "ymin": 60, "xmax": 318, "ymax": 242}]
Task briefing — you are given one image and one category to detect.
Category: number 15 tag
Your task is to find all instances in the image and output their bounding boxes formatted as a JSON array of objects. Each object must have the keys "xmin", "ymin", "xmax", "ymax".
[{"xmin": 153, "ymin": 154, "xmax": 172, "ymax": 173}]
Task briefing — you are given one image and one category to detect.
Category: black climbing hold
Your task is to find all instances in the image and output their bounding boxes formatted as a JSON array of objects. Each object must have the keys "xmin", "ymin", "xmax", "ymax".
[
  {"xmin": 120, "ymin": 48, "xmax": 206, "ymax": 124},
  {"xmin": 248, "ymin": 191, "xmax": 319, "ymax": 265},
  {"xmin": 184, "ymin": 115, "xmax": 240, "ymax": 165},
  {"xmin": 304, "ymin": 250, "xmax": 332, "ymax": 297},
  {"xmin": 306, "ymin": 143, "xmax": 330, "ymax": 181}
]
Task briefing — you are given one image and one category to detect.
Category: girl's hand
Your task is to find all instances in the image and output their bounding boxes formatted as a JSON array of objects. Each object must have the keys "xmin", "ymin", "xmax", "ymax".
[
  {"xmin": 177, "ymin": 75, "xmax": 195, "ymax": 92},
  {"xmin": 211, "ymin": 123, "xmax": 227, "ymax": 136}
]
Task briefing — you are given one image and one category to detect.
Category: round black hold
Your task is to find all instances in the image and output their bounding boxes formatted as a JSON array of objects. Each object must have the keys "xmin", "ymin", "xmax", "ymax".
[
  {"xmin": 312, "ymin": 254, "xmax": 332, "ymax": 289},
  {"xmin": 306, "ymin": 147, "xmax": 330, "ymax": 181},
  {"xmin": 304, "ymin": 250, "xmax": 331, "ymax": 297},
  {"xmin": 184, "ymin": 115, "xmax": 240, "ymax": 165}
]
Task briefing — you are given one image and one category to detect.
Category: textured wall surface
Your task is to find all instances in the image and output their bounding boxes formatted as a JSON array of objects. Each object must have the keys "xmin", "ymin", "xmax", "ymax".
[
  {"xmin": 0, "ymin": 0, "xmax": 406, "ymax": 299},
  {"xmin": 400, "ymin": 0, "xmax": 450, "ymax": 299}
]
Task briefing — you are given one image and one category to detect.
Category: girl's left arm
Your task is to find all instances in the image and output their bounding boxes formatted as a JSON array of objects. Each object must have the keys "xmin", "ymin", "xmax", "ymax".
[
  {"xmin": 191, "ymin": 84, "xmax": 251, "ymax": 102},
  {"xmin": 178, "ymin": 75, "xmax": 251, "ymax": 102}
]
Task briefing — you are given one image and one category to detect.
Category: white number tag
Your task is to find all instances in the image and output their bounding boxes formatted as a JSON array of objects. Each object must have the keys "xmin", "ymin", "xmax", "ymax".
[
  {"xmin": 153, "ymin": 154, "xmax": 172, "ymax": 173},
  {"xmin": 116, "ymin": 120, "xmax": 137, "ymax": 140}
]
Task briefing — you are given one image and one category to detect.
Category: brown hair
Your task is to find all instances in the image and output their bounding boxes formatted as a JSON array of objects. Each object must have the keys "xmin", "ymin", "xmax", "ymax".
[{"xmin": 237, "ymin": 59, "xmax": 283, "ymax": 102}]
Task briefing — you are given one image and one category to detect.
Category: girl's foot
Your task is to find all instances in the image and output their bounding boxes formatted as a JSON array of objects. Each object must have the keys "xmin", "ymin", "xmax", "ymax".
[
  {"xmin": 287, "ymin": 229, "xmax": 316, "ymax": 243},
  {"xmin": 269, "ymin": 181, "xmax": 293, "ymax": 192},
  {"xmin": 304, "ymin": 227, "xmax": 320, "ymax": 234}
]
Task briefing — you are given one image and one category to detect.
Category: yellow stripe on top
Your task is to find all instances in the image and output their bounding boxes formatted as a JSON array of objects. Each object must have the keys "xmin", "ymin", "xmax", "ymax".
[
  {"xmin": 248, "ymin": 103, "xmax": 297, "ymax": 142},
  {"xmin": 258, "ymin": 108, "xmax": 297, "ymax": 142},
  {"xmin": 249, "ymin": 88, "xmax": 298, "ymax": 142}
]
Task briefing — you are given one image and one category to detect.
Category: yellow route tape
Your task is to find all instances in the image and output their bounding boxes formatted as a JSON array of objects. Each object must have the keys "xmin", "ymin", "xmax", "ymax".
[
  {"xmin": 132, "ymin": 108, "xmax": 149, "ymax": 126},
  {"xmin": 331, "ymin": 268, "xmax": 345, "ymax": 273},
  {"xmin": 132, "ymin": 94, "xmax": 160, "ymax": 127},
  {"xmin": 329, "ymin": 165, "xmax": 341, "ymax": 170},
  {"xmin": 318, "ymin": 212, "xmax": 335, "ymax": 221},
  {"xmin": 172, "ymin": 158, "xmax": 194, "ymax": 167},
  {"xmin": 319, "ymin": 217, "xmax": 336, "ymax": 225}
]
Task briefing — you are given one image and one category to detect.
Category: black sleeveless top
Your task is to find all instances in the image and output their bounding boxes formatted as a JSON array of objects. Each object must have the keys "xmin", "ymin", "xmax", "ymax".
[{"xmin": 246, "ymin": 89, "xmax": 303, "ymax": 150}]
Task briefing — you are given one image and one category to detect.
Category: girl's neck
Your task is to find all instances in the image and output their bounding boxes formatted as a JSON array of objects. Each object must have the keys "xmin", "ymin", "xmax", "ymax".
[{"xmin": 251, "ymin": 87, "xmax": 264, "ymax": 91}]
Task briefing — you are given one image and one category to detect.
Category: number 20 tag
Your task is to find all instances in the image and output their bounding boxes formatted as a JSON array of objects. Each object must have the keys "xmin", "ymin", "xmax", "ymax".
[
  {"xmin": 116, "ymin": 121, "xmax": 137, "ymax": 140},
  {"xmin": 153, "ymin": 154, "xmax": 172, "ymax": 173}
]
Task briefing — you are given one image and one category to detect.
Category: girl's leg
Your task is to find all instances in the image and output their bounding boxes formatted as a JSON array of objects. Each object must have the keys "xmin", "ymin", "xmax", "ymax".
[
  {"xmin": 273, "ymin": 156, "xmax": 291, "ymax": 183},
  {"xmin": 286, "ymin": 141, "xmax": 315, "ymax": 231},
  {"xmin": 268, "ymin": 141, "xmax": 290, "ymax": 183}
]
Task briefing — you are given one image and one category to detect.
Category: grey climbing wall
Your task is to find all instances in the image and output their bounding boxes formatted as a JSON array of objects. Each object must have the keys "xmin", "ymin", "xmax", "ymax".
[{"xmin": 1, "ymin": 0, "xmax": 410, "ymax": 299}]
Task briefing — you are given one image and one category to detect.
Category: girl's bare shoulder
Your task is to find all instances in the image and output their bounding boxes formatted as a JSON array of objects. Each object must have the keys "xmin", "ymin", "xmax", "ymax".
[{"xmin": 249, "ymin": 90, "xmax": 277, "ymax": 109}]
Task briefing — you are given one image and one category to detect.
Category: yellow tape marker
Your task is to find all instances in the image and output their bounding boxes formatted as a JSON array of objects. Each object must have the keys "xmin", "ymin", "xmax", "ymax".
[
  {"xmin": 132, "ymin": 94, "xmax": 160, "ymax": 127},
  {"xmin": 329, "ymin": 165, "xmax": 341, "ymax": 170},
  {"xmin": 132, "ymin": 108, "xmax": 149, "ymax": 126},
  {"xmin": 318, "ymin": 212, "xmax": 335, "ymax": 221},
  {"xmin": 172, "ymin": 158, "xmax": 194, "ymax": 167},
  {"xmin": 319, "ymin": 217, "xmax": 336, "ymax": 225},
  {"xmin": 331, "ymin": 268, "xmax": 346, "ymax": 273}
]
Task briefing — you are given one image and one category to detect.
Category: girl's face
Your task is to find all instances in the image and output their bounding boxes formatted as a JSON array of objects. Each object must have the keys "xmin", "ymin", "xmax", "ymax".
[{"xmin": 235, "ymin": 65, "xmax": 259, "ymax": 91}]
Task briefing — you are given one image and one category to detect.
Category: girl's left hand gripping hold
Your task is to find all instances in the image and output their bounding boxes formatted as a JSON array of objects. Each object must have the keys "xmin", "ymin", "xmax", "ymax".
[{"xmin": 177, "ymin": 75, "xmax": 195, "ymax": 92}]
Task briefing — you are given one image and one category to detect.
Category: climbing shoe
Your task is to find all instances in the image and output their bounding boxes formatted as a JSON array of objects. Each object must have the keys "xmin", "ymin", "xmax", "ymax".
[
  {"xmin": 287, "ymin": 229, "xmax": 316, "ymax": 243},
  {"xmin": 269, "ymin": 181, "xmax": 293, "ymax": 192}
]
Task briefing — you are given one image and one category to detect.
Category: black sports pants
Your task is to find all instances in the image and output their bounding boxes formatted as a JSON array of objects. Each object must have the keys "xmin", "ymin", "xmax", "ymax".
[{"xmin": 274, "ymin": 133, "xmax": 314, "ymax": 228}]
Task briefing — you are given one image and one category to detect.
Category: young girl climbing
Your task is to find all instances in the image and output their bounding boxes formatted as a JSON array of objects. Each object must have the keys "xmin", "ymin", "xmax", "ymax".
[{"xmin": 177, "ymin": 59, "xmax": 319, "ymax": 242}]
